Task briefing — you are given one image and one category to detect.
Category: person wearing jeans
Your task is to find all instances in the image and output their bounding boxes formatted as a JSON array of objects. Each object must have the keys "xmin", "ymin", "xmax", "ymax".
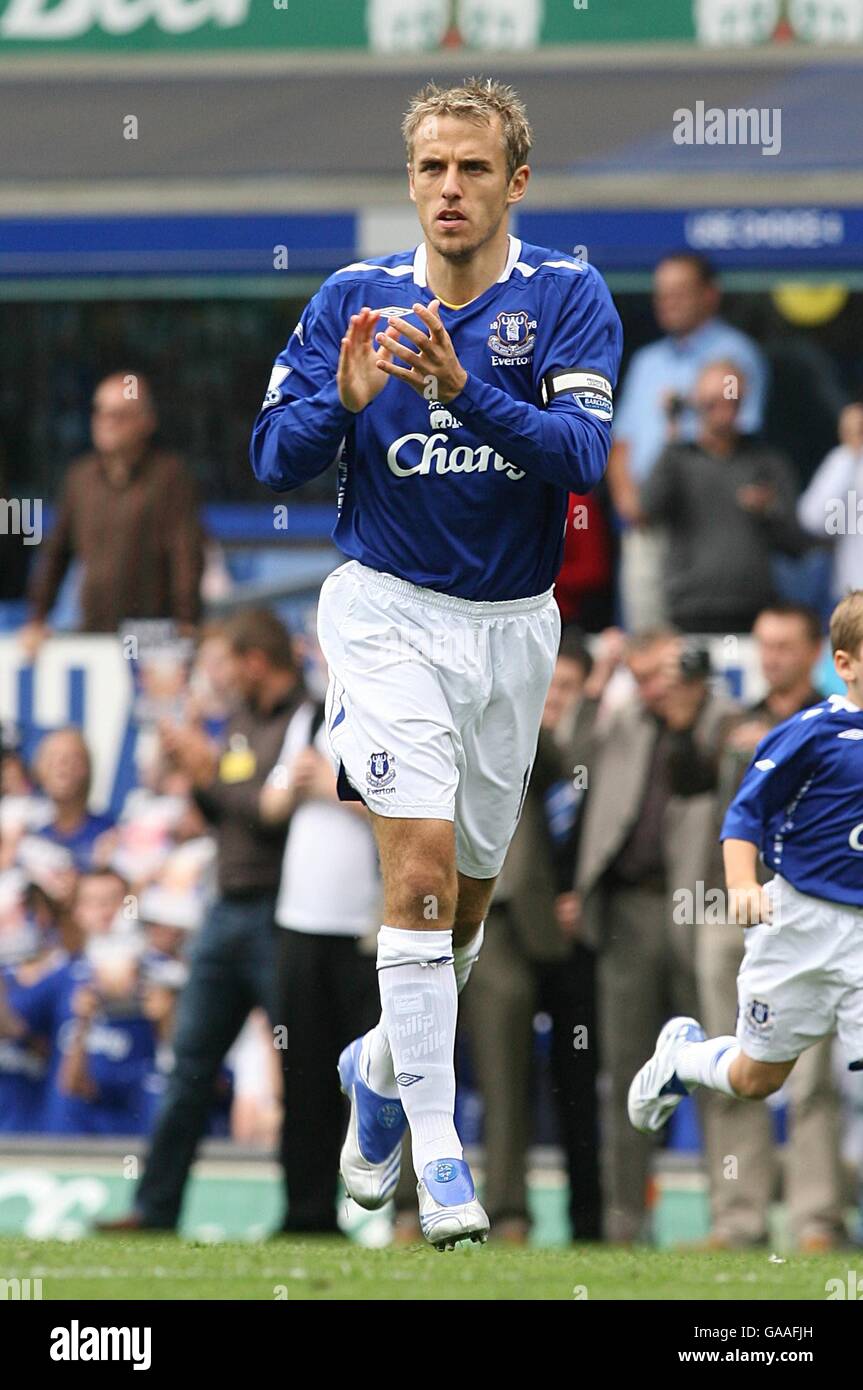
[{"xmin": 97, "ymin": 608, "xmax": 301, "ymax": 1233}]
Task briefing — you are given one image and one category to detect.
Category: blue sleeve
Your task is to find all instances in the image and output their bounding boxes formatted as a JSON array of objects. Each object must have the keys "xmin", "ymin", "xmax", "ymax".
[
  {"xmin": 249, "ymin": 280, "xmax": 354, "ymax": 492},
  {"xmin": 86, "ymin": 1052, "xmax": 152, "ymax": 1103},
  {"xmin": 446, "ymin": 266, "xmax": 623, "ymax": 493},
  {"xmin": 720, "ymin": 714, "xmax": 820, "ymax": 844},
  {"xmin": 6, "ymin": 965, "xmax": 61, "ymax": 1038}
]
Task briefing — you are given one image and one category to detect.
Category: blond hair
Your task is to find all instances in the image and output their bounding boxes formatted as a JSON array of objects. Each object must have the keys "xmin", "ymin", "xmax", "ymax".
[
  {"xmin": 830, "ymin": 589, "xmax": 863, "ymax": 657},
  {"xmin": 402, "ymin": 77, "xmax": 532, "ymax": 183}
]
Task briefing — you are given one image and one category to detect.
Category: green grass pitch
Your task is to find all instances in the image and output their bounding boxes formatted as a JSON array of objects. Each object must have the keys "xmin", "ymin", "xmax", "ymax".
[{"xmin": 0, "ymin": 1236, "xmax": 849, "ymax": 1300}]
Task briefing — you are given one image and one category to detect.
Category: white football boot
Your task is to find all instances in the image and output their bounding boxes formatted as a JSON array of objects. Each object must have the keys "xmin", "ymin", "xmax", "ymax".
[
  {"xmin": 417, "ymin": 1158, "xmax": 490, "ymax": 1252},
  {"xmin": 338, "ymin": 1038, "xmax": 407, "ymax": 1210},
  {"xmin": 628, "ymin": 1016, "xmax": 706, "ymax": 1134}
]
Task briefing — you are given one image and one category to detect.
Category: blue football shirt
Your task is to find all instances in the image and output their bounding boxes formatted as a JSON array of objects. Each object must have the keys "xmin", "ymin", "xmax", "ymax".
[
  {"xmin": 251, "ymin": 235, "xmax": 623, "ymax": 602},
  {"xmin": 10, "ymin": 953, "xmax": 156, "ymax": 1135},
  {"xmin": 721, "ymin": 693, "xmax": 863, "ymax": 908},
  {"xmin": 38, "ymin": 812, "xmax": 115, "ymax": 872}
]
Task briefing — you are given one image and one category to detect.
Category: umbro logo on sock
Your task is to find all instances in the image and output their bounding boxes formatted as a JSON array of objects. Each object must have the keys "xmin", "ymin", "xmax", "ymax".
[{"xmin": 395, "ymin": 1072, "xmax": 424, "ymax": 1086}]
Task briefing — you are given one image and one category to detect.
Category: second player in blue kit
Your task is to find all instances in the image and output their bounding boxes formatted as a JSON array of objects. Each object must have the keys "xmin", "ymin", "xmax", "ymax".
[{"xmin": 630, "ymin": 588, "xmax": 863, "ymax": 1136}]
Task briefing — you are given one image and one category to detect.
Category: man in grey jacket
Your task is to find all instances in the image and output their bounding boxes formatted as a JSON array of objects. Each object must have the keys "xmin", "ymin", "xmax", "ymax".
[
  {"xmin": 461, "ymin": 628, "xmax": 621, "ymax": 1243},
  {"xmin": 639, "ymin": 360, "xmax": 810, "ymax": 634},
  {"xmin": 575, "ymin": 629, "xmax": 739, "ymax": 1242}
]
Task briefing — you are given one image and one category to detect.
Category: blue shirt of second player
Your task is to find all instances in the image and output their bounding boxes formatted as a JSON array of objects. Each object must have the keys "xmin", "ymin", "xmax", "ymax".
[{"xmin": 721, "ymin": 694, "xmax": 863, "ymax": 909}]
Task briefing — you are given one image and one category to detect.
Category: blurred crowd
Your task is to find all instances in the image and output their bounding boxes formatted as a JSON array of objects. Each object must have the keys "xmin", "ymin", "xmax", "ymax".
[
  {"xmin": 1, "ymin": 251, "xmax": 862, "ymax": 1245},
  {"xmin": 0, "ymin": 623, "xmax": 271, "ymax": 1145}
]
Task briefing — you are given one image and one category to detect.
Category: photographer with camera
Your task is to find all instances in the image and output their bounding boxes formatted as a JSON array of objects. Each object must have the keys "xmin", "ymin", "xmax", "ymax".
[
  {"xmin": 638, "ymin": 360, "xmax": 810, "ymax": 634},
  {"xmin": 607, "ymin": 254, "xmax": 768, "ymax": 630},
  {"xmin": 573, "ymin": 629, "xmax": 739, "ymax": 1241}
]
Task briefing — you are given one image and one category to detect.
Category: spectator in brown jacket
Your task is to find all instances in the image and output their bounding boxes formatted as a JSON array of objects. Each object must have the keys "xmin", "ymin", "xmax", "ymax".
[
  {"xmin": 96, "ymin": 607, "xmax": 303, "ymax": 1233},
  {"xmin": 461, "ymin": 630, "xmax": 611, "ymax": 1244},
  {"xmin": 21, "ymin": 372, "xmax": 204, "ymax": 654}
]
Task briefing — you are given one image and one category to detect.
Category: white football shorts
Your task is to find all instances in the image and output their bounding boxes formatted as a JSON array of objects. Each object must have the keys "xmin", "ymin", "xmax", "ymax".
[
  {"xmin": 736, "ymin": 873, "xmax": 863, "ymax": 1068},
  {"xmin": 316, "ymin": 559, "xmax": 560, "ymax": 879}
]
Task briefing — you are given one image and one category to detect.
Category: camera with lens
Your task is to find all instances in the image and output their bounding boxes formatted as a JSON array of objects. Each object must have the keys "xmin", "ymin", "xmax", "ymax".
[{"xmin": 678, "ymin": 642, "xmax": 711, "ymax": 682}]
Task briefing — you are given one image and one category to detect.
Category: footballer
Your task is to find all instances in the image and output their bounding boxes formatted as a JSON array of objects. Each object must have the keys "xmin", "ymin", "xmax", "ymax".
[
  {"xmin": 251, "ymin": 77, "xmax": 622, "ymax": 1249},
  {"xmin": 629, "ymin": 590, "xmax": 863, "ymax": 1136}
]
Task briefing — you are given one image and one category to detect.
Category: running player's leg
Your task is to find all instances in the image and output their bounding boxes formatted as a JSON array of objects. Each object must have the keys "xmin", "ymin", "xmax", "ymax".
[
  {"xmin": 370, "ymin": 814, "xmax": 459, "ymax": 1167},
  {"xmin": 452, "ymin": 870, "xmax": 496, "ymax": 972},
  {"xmin": 628, "ymin": 1020, "xmax": 798, "ymax": 1135},
  {"xmin": 368, "ymin": 823, "xmax": 496, "ymax": 1157},
  {"xmin": 320, "ymin": 569, "xmax": 552, "ymax": 1243},
  {"xmin": 317, "ymin": 566, "xmax": 492, "ymax": 1237},
  {"xmin": 677, "ymin": 1042, "xmax": 795, "ymax": 1102},
  {"xmin": 630, "ymin": 876, "xmax": 839, "ymax": 1133},
  {"xmin": 337, "ymin": 809, "xmax": 468, "ymax": 1221},
  {"xmin": 366, "ymin": 814, "xmax": 490, "ymax": 1247},
  {"xmin": 354, "ymin": 865, "xmax": 491, "ymax": 1132}
]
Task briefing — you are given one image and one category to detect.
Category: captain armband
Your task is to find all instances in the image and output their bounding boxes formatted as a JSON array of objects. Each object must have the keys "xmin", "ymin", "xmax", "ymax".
[{"xmin": 539, "ymin": 367, "xmax": 613, "ymax": 423}]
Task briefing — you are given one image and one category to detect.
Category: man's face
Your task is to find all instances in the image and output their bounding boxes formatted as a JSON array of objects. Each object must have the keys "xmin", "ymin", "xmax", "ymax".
[
  {"xmin": 229, "ymin": 649, "xmax": 266, "ymax": 703},
  {"xmin": 652, "ymin": 260, "xmax": 718, "ymax": 337},
  {"xmin": 694, "ymin": 365, "xmax": 741, "ymax": 442},
  {"xmin": 407, "ymin": 114, "xmax": 526, "ymax": 263},
  {"xmin": 839, "ymin": 403, "xmax": 863, "ymax": 450},
  {"xmin": 91, "ymin": 377, "xmax": 156, "ymax": 457},
  {"xmin": 146, "ymin": 923, "xmax": 185, "ymax": 957},
  {"xmin": 754, "ymin": 613, "xmax": 820, "ymax": 694},
  {"xmin": 195, "ymin": 636, "xmax": 239, "ymax": 705},
  {"xmin": 36, "ymin": 730, "xmax": 90, "ymax": 803},
  {"xmin": 542, "ymin": 655, "xmax": 586, "ymax": 730},
  {"xmin": 74, "ymin": 874, "xmax": 125, "ymax": 937},
  {"xmin": 627, "ymin": 640, "xmax": 677, "ymax": 717}
]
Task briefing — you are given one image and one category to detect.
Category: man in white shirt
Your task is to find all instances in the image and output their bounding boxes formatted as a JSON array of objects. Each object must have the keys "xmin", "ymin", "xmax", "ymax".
[
  {"xmin": 798, "ymin": 402, "xmax": 863, "ymax": 601},
  {"xmin": 261, "ymin": 697, "xmax": 381, "ymax": 1235}
]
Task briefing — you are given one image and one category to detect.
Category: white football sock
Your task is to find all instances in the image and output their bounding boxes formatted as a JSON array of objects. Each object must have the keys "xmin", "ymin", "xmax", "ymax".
[
  {"xmin": 453, "ymin": 920, "xmax": 484, "ymax": 994},
  {"xmin": 676, "ymin": 1036, "xmax": 741, "ymax": 1097},
  {"xmin": 377, "ymin": 925, "xmax": 461, "ymax": 1177},
  {"xmin": 359, "ymin": 1020, "xmax": 399, "ymax": 1099},
  {"xmin": 359, "ymin": 921, "xmax": 485, "ymax": 1099}
]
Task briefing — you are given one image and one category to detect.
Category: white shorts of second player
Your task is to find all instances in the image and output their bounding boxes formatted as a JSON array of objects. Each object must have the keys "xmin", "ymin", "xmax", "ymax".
[
  {"xmin": 316, "ymin": 559, "xmax": 561, "ymax": 879},
  {"xmin": 737, "ymin": 873, "xmax": 863, "ymax": 1066}
]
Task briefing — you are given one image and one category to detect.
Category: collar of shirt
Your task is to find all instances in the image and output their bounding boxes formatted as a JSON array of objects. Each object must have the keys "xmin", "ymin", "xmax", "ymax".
[
  {"xmin": 95, "ymin": 444, "xmax": 154, "ymax": 488},
  {"xmin": 243, "ymin": 688, "xmax": 302, "ymax": 722},
  {"xmin": 751, "ymin": 688, "xmax": 823, "ymax": 721},
  {"xmin": 666, "ymin": 316, "xmax": 725, "ymax": 358}
]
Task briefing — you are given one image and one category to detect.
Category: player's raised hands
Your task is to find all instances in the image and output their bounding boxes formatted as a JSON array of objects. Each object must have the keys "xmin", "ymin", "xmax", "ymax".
[
  {"xmin": 375, "ymin": 300, "xmax": 468, "ymax": 404},
  {"xmin": 337, "ymin": 307, "xmax": 398, "ymax": 413}
]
